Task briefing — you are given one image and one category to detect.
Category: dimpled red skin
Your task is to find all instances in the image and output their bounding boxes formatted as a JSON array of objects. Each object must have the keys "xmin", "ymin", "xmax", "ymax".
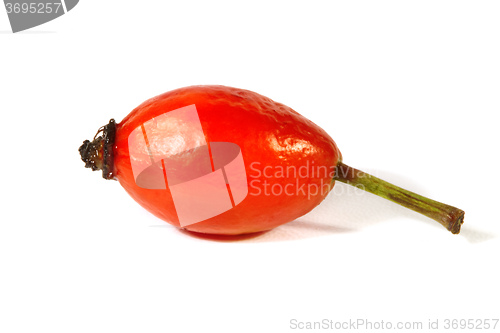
[{"xmin": 113, "ymin": 85, "xmax": 342, "ymax": 235}]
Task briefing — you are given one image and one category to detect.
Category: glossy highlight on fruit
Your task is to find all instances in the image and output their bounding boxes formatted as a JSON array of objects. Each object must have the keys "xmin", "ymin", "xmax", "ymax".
[{"xmin": 79, "ymin": 85, "xmax": 464, "ymax": 236}]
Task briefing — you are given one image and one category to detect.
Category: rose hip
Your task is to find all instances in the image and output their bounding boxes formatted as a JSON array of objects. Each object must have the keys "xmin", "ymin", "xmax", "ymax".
[{"xmin": 79, "ymin": 85, "xmax": 464, "ymax": 235}]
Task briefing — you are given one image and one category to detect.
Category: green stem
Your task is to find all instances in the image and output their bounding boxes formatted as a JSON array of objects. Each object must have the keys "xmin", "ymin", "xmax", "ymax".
[{"xmin": 333, "ymin": 162, "xmax": 464, "ymax": 234}]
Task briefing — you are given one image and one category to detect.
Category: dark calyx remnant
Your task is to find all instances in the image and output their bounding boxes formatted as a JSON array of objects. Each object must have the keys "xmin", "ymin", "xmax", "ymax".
[{"xmin": 79, "ymin": 119, "xmax": 116, "ymax": 180}]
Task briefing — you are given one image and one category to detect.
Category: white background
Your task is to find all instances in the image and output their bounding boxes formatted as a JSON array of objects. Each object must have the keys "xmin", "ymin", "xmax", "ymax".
[{"xmin": 1, "ymin": 1, "xmax": 499, "ymax": 332}]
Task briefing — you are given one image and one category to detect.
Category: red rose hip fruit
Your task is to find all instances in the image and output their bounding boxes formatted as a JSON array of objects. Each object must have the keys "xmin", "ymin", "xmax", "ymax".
[{"xmin": 79, "ymin": 85, "xmax": 464, "ymax": 235}]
